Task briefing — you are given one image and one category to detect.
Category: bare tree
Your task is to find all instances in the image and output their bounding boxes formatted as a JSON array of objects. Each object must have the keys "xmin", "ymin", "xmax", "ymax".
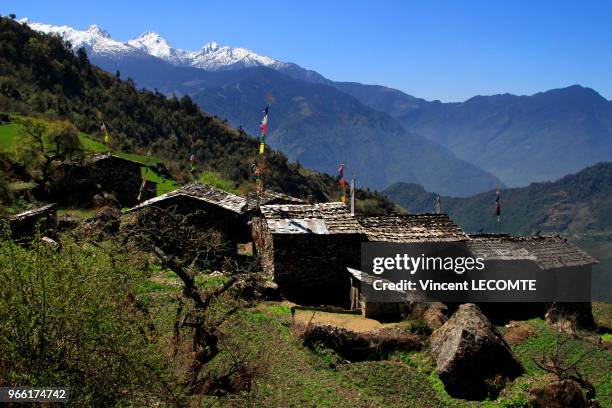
[
  {"xmin": 121, "ymin": 206, "xmax": 258, "ymax": 394},
  {"xmin": 533, "ymin": 335, "xmax": 596, "ymax": 402}
]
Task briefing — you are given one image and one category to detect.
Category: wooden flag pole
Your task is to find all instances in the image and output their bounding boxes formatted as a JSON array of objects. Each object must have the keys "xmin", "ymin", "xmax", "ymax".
[{"xmin": 350, "ymin": 175, "xmax": 356, "ymax": 215}]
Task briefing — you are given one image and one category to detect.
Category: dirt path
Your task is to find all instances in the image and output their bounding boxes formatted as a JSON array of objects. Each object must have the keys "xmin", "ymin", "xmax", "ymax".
[{"xmin": 293, "ymin": 309, "xmax": 395, "ymax": 332}]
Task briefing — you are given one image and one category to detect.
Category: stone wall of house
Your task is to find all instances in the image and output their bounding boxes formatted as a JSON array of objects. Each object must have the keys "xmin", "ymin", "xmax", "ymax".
[
  {"xmin": 50, "ymin": 156, "xmax": 154, "ymax": 207},
  {"xmin": 10, "ymin": 204, "xmax": 57, "ymax": 242},
  {"xmin": 362, "ymin": 300, "xmax": 403, "ymax": 321},
  {"xmin": 252, "ymin": 216, "xmax": 274, "ymax": 279},
  {"xmin": 90, "ymin": 157, "xmax": 143, "ymax": 206},
  {"xmin": 270, "ymin": 234, "xmax": 365, "ymax": 307}
]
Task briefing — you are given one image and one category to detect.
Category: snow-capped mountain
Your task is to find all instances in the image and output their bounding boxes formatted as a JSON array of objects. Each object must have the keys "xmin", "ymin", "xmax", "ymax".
[
  {"xmin": 126, "ymin": 31, "xmax": 192, "ymax": 65},
  {"xmin": 22, "ymin": 19, "xmax": 288, "ymax": 70},
  {"xmin": 22, "ymin": 20, "xmax": 142, "ymax": 58}
]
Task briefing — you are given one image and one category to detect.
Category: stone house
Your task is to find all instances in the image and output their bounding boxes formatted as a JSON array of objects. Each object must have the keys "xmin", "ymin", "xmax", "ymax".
[
  {"xmin": 129, "ymin": 183, "xmax": 251, "ymax": 250},
  {"xmin": 468, "ymin": 234, "xmax": 598, "ymax": 326},
  {"xmin": 252, "ymin": 202, "xmax": 366, "ymax": 306},
  {"xmin": 351, "ymin": 214, "xmax": 470, "ymax": 319},
  {"xmin": 8, "ymin": 203, "xmax": 57, "ymax": 242},
  {"xmin": 51, "ymin": 153, "xmax": 156, "ymax": 207}
]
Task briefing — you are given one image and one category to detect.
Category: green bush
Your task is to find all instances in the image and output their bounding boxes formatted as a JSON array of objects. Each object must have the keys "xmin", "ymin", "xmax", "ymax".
[{"xmin": 0, "ymin": 238, "xmax": 178, "ymax": 406}]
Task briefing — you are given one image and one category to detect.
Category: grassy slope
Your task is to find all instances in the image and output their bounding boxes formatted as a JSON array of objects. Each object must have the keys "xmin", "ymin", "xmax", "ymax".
[
  {"xmin": 140, "ymin": 259, "xmax": 612, "ymax": 408},
  {"xmin": 0, "ymin": 122, "xmax": 177, "ymax": 196}
]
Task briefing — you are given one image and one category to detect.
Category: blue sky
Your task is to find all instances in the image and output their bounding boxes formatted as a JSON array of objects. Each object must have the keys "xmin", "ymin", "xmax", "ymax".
[{"xmin": 5, "ymin": 0, "xmax": 612, "ymax": 102}]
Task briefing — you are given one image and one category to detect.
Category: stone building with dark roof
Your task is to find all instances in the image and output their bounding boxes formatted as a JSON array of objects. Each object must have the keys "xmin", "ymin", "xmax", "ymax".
[
  {"xmin": 467, "ymin": 233, "xmax": 598, "ymax": 326},
  {"xmin": 8, "ymin": 203, "xmax": 57, "ymax": 242},
  {"xmin": 467, "ymin": 234, "xmax": 598, "ymax": 270},
  {"xmin": 50, "ymin": 153, "xmax": 156, "ymax": 207},
  {"xmin": 129, "ymin": 183, "xmax": 251, "ymax": 249},
  {"xmin": 252, "ymin": 202, "xmax": 366, "ymax": 306}
]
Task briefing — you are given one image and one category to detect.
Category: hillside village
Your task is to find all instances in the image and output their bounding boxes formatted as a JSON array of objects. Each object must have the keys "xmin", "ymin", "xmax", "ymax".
[
  {"xmin": 3, "ymin": 149, "xmax": 609, "ymax": 406},
  {"xmin": 0, "ymin": 15, "xmax": 610, "ymax": 407}
]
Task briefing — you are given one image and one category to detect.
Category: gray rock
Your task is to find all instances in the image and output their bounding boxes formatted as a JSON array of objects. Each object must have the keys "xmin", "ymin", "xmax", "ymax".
[
  {"xmin": 423, "ymin": 302, "xmax": 448, "ymax": 331},
  {"xmin": 430, "ymin": 303, "xmax": 524, "ymax": 400}
]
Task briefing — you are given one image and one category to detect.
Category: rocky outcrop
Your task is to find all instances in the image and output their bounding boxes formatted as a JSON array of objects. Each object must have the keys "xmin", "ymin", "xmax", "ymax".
[
  {"xmin": 430, "ymin": 303, "xmax": 524, "ymax": 400},
  {"xmin": 423, "ymin": 302, "xmax": 448, "ymax": 331}
]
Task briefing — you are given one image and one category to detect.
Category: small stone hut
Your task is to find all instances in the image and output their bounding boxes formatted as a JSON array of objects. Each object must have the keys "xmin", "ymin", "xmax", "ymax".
[
  {"xmin": 8, "ymin": 203, "xmax": 57, "ymax": 242},
  {"xmin": 252, "ymin": 202, "xmax": 366, "ymax": 306},
  {"xmin": 468, "ymin": 234, "xmax": 598, "ymax": 326},
  {"xmin": 351, "ymin": 214, "xmax": 470, "ymax": 319},
  {"xmin": 129, "ymin": 183, "xmax": 251, "ymax": 250},
  {"xmin": 51, "ymin": 153, "xmax": 156, "ymax": 207}
]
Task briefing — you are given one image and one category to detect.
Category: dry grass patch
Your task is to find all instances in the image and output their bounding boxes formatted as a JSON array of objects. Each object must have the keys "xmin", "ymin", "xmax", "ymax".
[{"xmin": 504, "ymin": 322, "xmax": 537, "ymax": 345}]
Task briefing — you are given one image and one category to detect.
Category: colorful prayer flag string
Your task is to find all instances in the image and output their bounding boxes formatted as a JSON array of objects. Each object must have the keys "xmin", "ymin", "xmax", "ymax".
[
  {"xmin": 338, "ymin": 162, "xmax": 346, "ymax": 204},
  {"xmin": 100, "ymin": 121, "xmax": 111, "ymax": 147},
  {"xmin": 260, "ymin": 106, "xmax": 268, "ymax": 155}
]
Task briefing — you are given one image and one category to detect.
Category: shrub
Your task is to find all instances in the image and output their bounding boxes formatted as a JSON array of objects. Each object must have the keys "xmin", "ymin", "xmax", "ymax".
[{"xmin": 0, "ymin": 238, "xmax": 178, "ymax": 405}]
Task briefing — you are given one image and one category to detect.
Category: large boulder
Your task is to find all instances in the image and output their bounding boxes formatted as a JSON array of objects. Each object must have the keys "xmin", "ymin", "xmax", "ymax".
[{"xmin": 430, "ymin": 303, "xmax": 524, "ymax": 400}]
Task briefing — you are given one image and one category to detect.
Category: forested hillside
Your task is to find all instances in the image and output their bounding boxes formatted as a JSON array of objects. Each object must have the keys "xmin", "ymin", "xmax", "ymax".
[{"xmin": 0, "ymin": 16, "xmax": 397, "ymax": 213}]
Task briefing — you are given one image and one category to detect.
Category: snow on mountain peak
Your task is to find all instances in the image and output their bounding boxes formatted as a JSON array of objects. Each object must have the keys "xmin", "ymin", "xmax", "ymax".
[
  {"xmin": 23, "ymin": 19, "xmax": 288, "ymax": 70},
  {"xmin": 86, "ymin": 24, "xmax": 111, "ymax": 38},
  {"xmin": 200, "ymin": 42, "xmax": 220, "ymax": 53}
]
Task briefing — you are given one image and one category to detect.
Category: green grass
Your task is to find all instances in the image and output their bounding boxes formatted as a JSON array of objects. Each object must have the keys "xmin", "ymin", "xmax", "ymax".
[
  {"xmin": 198, "ymin": 171, "xmax": 239, "ymax": 194},
  {"xmin": 0, "ymin": 123, "xmax": 20, "ymax": 151},
  {"xmin": 115, "ymin": 151, "xmax": 163, "ymax": 165},
  {"xmin": 194, "ymin": 274, "xmax": 229, "ymax": 290},
  {"xmin": 137, "ymin": 280, "xmax": 176, "ymax": 295},
  {"xmin": 57, "ymin": 208, "xmax": 97, "ymax": 219},
  {"xmin": 77, "ymin": 132, "xmax": 108, "ymax": 153},
  {"xmin": 127, "ymin": 283, "xmax": 612, "ymax": 408},
  {"xmin": 141, "ymin": 166, "xmax": 177, "ymax": 195}
]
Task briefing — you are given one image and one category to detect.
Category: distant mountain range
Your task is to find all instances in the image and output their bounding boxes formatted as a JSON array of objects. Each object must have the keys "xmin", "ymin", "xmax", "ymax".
[
  {"xmin": 341, "ymin": 84, "xmax": 612, "ymax": 187},
  {"xmin": 384, "ymin": 162, "xmax": 612, "ymax": 235},
  {"xmin": 24, "ymin": 19, "xmax": 612, "ymax": 195}
]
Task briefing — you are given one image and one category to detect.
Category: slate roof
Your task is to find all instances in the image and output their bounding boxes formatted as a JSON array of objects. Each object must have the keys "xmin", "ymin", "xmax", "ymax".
[
  {"xmin": 356, "ymin": 214, "xmax": 469, "ymax": 242},
  {"xmin": 9, "ymin": 203, "xmax": 57, "ymax": 221},
  {"xmin": 64, "ymin": 153, "xmax": 142, "ymax": 167},
  {"xmin": 245, "ymin": 190, "xmax": 305, "ymax": 211},
  {"xmin": 260, "ymin": 202, "xmax": 364, "ymax": 235},
  {"xmin": 468, "ymin": 234, "xmax": 598, "ymax": 269},
  {"xmin": 129, "ymin": 182, "xmax": 248, "ymax": 214}
]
